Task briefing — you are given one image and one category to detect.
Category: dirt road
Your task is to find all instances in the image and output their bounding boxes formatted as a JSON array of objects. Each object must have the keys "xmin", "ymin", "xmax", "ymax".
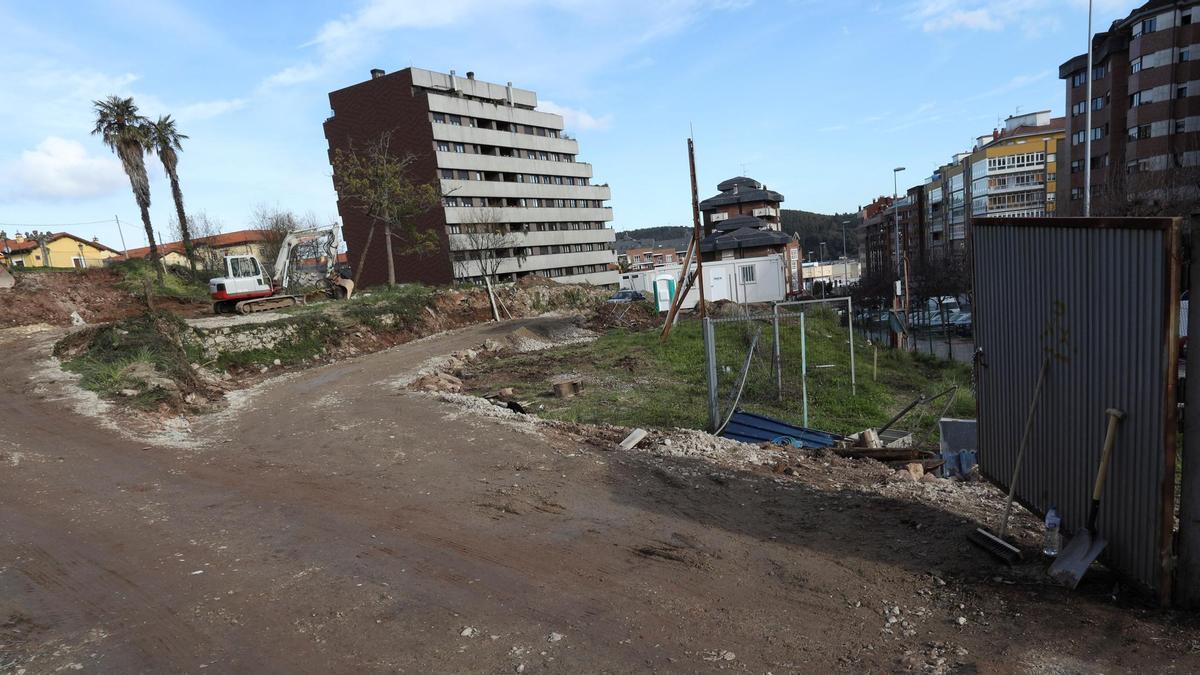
[{"xmin": 2, "ymin": 318, "xmax": 1199, "ymax": 673}]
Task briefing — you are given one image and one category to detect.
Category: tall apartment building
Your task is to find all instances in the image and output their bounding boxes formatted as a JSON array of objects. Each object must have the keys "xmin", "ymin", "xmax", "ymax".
[
  {"xmin": 966, "ymin": 111, "xmax": 1064, "ymax": 221},
  {"xmin": 1058, "ymin": 0, "xmax": 1200, "ymax": 214},
  {"xmin": 324, "ymin": 67, "xmax": 617, "ymax": 288}
]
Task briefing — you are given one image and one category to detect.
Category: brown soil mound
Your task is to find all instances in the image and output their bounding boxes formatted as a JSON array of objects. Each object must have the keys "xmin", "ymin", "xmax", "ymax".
[{"xmin": 0, "ymin": 269, "xmax": 207, "ymax": 328}]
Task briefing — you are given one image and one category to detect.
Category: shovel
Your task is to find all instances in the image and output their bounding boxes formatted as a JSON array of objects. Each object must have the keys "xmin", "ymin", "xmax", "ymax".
[{"xmin": 1049, "ymin": 407, "xmax": 1125, "ymax": 589}]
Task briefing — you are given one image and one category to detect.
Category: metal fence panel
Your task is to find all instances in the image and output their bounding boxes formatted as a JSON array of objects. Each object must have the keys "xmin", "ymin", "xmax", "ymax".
[{"xmin": 973, "ymin": 217, "xmax": 1180, "ymax": 597}]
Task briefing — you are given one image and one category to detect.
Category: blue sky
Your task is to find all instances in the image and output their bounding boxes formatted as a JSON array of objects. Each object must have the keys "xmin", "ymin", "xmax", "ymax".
[{"xmin": 0, "ymin": 0, "xmax": 1143, "ymax": 249}]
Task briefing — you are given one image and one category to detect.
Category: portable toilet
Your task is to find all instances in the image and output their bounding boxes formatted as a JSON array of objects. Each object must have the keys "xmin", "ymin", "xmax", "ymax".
[{"xmin": 653, "ymin": 274, "xmax": 676, "ymax": 312}]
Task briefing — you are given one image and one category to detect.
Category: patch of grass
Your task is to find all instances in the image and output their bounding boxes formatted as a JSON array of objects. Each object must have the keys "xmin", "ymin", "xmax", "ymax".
[
  {"xmin": 57, "ymin": 311, "xmax": 201, "ymax": 407},
  {"xmin": 214, "ymin": 315, "xmax": 338, "ymax": 369},
  {"xmin": 63, "ymin": 348, "xmax": 173, "ymax": 409},
  {"xmin": 111, "ymin": 259, "xmax": 210, "ymax": 303},
  {"xmin": 342, "ymin": 283, "xmax": 434, "ymax": 329},
  {"xmin": 468, "ymin": 308, "xmax": 975, "ymax": 442}
]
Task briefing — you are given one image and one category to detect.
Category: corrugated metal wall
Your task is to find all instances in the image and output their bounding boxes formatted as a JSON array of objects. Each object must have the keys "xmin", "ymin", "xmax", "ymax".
[{"xmin": 973, "ymin": 217, "xmax": 1180, "ymax": 597}]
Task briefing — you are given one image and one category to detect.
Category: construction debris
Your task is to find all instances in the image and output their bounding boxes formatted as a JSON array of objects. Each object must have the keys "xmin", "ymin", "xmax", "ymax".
[
  {"xmin": 551, "ymin": 375, "xmax": 583, "ymax": 398},
  {"xmin": 618, "ymin": 428, "xmax": 648, "ymax": 451}
]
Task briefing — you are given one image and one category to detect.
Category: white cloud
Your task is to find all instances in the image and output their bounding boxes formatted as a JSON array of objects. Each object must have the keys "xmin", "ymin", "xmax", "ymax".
[
  {"xmin": 967, "ymin": 70, "xmax": 1053, "ymax": 100},
  {"xmin": 818, "ymin": 124, "xmax": 848, "ymax": 133},
  {"xmin": 5, "ymin": 136, "xmax": 125, "ymax": 200},
  {"xmin": 263, "ymin": 0, "xmax": 748, "ymax": 89},
  {"xmin": 913, "ymin": 0, "xmax": 1041, "ymax": 34},
  {"xmin": 537, "ymin": 100, "xmax": 613, "ymax": 132},
  {"xmin": 175, "ymin": 98, "xmax": 247, "ymax": 121}
]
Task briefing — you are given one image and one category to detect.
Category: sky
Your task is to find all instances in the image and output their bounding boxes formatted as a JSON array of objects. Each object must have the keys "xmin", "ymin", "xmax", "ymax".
[{"xmin": 0, "ymin": 0, "xmax": 1146, "ymax": 249}]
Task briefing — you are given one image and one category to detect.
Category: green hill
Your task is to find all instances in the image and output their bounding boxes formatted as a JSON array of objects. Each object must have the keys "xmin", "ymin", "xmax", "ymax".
[{"xmin": 618, "ymin": 210, "xmax": 861, "ymax": 259}]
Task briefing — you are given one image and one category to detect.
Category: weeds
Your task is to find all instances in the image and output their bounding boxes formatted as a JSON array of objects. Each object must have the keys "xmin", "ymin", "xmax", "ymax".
[
  {"xmin": 111, "ymin": 259, "xmax": 210, "ymax": 303},
  {"xmin": 342, "ymin": 284, "xmax": 434, "ymax": 329}
]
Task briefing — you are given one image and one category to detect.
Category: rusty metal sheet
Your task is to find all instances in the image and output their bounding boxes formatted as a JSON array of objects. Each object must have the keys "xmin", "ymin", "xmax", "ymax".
[{"xmin": 972, "ymin": 216, "xmax": 1180, "ymax": 601}]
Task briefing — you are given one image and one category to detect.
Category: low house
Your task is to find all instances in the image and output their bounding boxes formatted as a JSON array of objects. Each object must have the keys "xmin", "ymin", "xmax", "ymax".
[
  {"xmin": 126, "ymin": 230, "xmax": 271, "ymax": 270},
  {"xmin": 620, "ymin": 253, "xmax": 788, "ymax": 310},
  {"xmin": 0, "ymin": 232, "xmax": 121, "ymax": 269}
]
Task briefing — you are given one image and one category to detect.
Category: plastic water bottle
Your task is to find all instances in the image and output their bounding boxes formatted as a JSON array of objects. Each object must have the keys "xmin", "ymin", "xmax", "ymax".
[{"xmin": 1043, "ymin": 507, "xmax": 1061, "ymax": 557}]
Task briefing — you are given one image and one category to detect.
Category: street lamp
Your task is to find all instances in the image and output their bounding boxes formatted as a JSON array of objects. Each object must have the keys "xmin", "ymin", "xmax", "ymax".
[
  {"xmin": 841, "ymin": 219, "xmax": 852, "ymax": 287},
  {"xmin": 892, "ymin": 167, "xmax": 905, "ymax": 276},
  {"xmin": 1084, "ymin": 0, "xmax": 1094, "ymax": 217}
]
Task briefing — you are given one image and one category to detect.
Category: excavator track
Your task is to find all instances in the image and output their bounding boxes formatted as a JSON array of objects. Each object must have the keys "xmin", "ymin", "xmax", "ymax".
[{"xmin": 235, "ymin": 295, "xmax": 303, "ymax": 314}]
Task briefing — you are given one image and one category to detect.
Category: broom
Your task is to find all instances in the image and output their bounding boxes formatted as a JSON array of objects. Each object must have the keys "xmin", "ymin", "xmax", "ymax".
[{"xmin": 968, "ymin": 358, "xmax": 1049, "ymax": 564}]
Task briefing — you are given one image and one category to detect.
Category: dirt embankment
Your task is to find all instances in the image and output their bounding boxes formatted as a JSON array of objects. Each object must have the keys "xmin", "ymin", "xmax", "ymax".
[
  {"xmin": 0, "ymin": 268, "xmax": 207, "ymax": 328},
  {"xmin": 51, "ymin": 280, "xmax": 614, "ymax": 417}
]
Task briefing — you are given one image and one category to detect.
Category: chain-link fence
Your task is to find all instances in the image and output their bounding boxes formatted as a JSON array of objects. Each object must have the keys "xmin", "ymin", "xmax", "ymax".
[{"xmin": 702, "ymin": 298, "xmax": 857, "ymax": 433}]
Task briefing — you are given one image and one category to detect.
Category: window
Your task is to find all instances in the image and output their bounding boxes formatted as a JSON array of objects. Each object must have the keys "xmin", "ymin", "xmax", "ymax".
[
  {"xmin": 437, "ymin": 141, "xmax": 450, "ymax": 152},
  {"xmin": 1130, "ymin": 90, "xmax": 1151, "ymax": 107},
  {"xmin": 1071, "ymin": 187, "xmax": 1083, "ymax": 200},
  {"xmin": 441, "ymin": 169, "xmax": 454, "ymax": 179},
  {"xmin": 738, "ymin": 265, "xmax": 756, "ymax": 284},
  {"xmin": 1071, "ymin": 159, "xmax": 1082, "ymax": 173},
  {"xmin": 1047, "ymin": 152, "xmax": 1056, "ymax": 163},
  {"xmin": 454, "ymin": 143, "xmax": 465, "ymax": 153},
  {"xmin": 230, "ymin": 256, "xmax": 260, "ymax": 278},
  {"xmin": 1072, "ymin": 100, "xmax": 1087, "ymax": 116},
  {"xmin": 1183, "ymin": 49, "xmax": 1192, "ymax": 62},
  {"xmin": 1131, "ymin": 57, "xmax": 1143, "ymax": 73},
  {"xmin": 1071, "ymin": 71, "xmax": 1086, "ymax": 88},
  {"xmin": 432, "ymin": 112, "xmax": 446, "ymax": 123},
  {"xmin": 448, "ymin": 114, "xmax": 462, "ymax": 126},
  {"xmin": 1093, "ymin": 65, "xmax": 1106, "ymax": 80},
  {"xmin": 1048, "ymin": 172, "xmax": 1056, "ymax": 181},
  {"xmin": 1093, "ymin": 96, "xmax": 1104, "ymax": 111},
  {"xmin": 11, "ymin": 259, "xmax": 24, "ymax": 268},
  {"xmin": 1091, "ymin": 126, "xmax": 1105, "ymax": 140},
  {"xmin": 1141, "ymin": 17, "xmax": 1157, "ymax": 35},
  {"xmin": 1072, "ymin": 130, "xmax": 1086, "ymax": 145},
  {"xmin": 1180, "ymin": 86, "xmax": 1190, "ymax": 99}
]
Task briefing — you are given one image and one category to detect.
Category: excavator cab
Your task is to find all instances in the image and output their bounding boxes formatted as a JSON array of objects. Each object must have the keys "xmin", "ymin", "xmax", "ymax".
[{"xmin": 209, "ymin": 255, "xmax": 274, "ymax": 313}]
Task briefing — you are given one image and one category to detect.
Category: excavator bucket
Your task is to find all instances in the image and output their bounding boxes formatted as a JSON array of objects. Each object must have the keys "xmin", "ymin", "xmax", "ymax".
[{"xmin": 0, "ymin": 264, "xmax": 15, "ymax": 290}]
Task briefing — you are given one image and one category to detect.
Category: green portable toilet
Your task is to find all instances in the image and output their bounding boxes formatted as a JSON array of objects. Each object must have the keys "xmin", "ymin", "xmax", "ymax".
[{"xmin": 653, "ymin": 274, "xmax": 675, "ymax": 312}]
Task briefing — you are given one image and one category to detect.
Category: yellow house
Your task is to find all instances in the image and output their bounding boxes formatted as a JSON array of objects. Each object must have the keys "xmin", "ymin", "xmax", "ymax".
[{"xmin": 0, "ymin": 232, "xmax": 122, "ymax": 269}]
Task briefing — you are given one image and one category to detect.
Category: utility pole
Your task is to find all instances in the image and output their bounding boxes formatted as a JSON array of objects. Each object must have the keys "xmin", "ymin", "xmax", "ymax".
[
  {"xmin": 1084, "ymin": 0, "xmax": 1094, "ymax": 216},
  {"xmin": 114, "ymin": 215, "xmax": 128, "ymax": 258}
]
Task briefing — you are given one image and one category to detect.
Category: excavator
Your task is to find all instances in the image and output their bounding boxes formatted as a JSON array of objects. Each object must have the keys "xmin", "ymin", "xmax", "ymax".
[{"xmin": 209, "ymin": 226, "xmax": 354, "ymax": 314}]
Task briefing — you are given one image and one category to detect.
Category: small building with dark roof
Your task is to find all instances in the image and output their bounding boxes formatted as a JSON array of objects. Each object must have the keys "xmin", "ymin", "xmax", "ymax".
[{"xmin": 699, "ymin": 176, "xmax": 785, "ymax": 236}]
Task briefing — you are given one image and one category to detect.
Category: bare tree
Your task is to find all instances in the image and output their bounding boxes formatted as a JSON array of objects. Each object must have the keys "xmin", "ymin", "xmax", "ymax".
[
  {"xmin": 451, "ymin": 208, "xmax": 526, "ymax": 283},
  {"xmin": 252, "ymin": 206, "xmax": 317, "ymax": 277},
  {"xmin": 330, "ymin": 132, "xmax": 443, "ymax": 288},
  {"xmin": 177, "ymin": 211, "xmax": 224, "ymax": 274}
]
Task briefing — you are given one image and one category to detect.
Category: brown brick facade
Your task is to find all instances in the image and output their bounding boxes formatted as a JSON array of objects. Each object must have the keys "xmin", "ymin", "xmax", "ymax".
[{"xmin": 323, "ymin": 70, "xmax": 455, "ymax": 288}]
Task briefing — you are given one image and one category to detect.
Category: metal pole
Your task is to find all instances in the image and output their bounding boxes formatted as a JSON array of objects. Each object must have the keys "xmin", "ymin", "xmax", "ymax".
[
  {"xmin": 841, "ymin": 220, "xmax": 850, "ymax": 287},
  {"xmin": 773, "ymin": 304, "xmax": 783, "ymax": 402},
  {"xmin": 800, "ymin": 312, "xmax": 809, "ymax": 427},
  {"xmin": 703, "ymin": 317, "xmax": 720, "ymax": 432},
  {"xmin": 1083, "ymin": 0, "xmax": 1094, "ymax": 216},
  {"xmin": 847, "ymin": 296, "xmax": 856, "ymax": 396}
]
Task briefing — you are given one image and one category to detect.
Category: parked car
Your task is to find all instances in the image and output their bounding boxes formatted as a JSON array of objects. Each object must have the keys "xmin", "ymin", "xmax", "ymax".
[
  {"xmin": 950, "ymin": 312, "xmax": 973, "ymax": 335},
  {"xmin": 607, "ymin": 290, "xmax": 646, "ymax": 303}
]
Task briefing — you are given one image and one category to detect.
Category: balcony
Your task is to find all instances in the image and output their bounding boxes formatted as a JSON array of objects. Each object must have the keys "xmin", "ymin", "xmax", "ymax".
[
  {"xmin": 444, "ymin": 206, "xmax": 613, "ymax": 224},
  {"xmin": 440, "ymin": 179, "xmax": 610, "ymax": 202},
  {"xmin": 448, "ymin": 227, "xmax": 615, "ymax": 251},
  {"xmin": 432, "ymin": 124, "xmax": 579, "ymax": 156},
  {"xmin": 436, "ymin": 151, "xmax": 594, "ymax": 178},
  {"xmin": 456, "ymin": 249, "xmax": 616, "ymax": 276}
]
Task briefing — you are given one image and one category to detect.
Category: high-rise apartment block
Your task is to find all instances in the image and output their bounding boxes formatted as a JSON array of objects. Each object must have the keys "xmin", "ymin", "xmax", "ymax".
[
  {"xmin": 859, "ymin": 112, "xmax": 1064, "ymax": 279},
  {"xmin": 1058, "ymin": 0, "xmax": 1200, "ymax": 214},
  {"xmin": 324, "ymin": 67, "xmax": 617, "ymax": 288}
]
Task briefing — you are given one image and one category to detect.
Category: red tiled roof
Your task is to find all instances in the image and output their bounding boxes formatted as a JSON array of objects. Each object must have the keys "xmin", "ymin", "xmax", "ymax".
[
  {"xmin": 125, "ymin": 229, "xmax": 270, "ymax": 259},
  {"xmin": 1, "ymin": 232, "xmax": 121, "ymax": 256}
]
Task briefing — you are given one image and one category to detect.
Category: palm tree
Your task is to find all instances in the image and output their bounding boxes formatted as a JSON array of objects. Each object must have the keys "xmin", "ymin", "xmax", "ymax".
[
  {"xmin": 92, "ymin": 96, "xmax": 161, "ymax": 282},
  {"xmin": 146, "ymin": 115, "xmax": 195, "ymax": 276}
]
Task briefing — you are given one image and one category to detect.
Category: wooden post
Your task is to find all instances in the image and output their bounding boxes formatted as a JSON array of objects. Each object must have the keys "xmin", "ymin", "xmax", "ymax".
[
  {"xmin": 689, "ymin": 138, "xmax": 706, "ymax": 319},
  {"xmin": 873, "ymin": 346, "xmax": 878, "ymax": 382}
]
